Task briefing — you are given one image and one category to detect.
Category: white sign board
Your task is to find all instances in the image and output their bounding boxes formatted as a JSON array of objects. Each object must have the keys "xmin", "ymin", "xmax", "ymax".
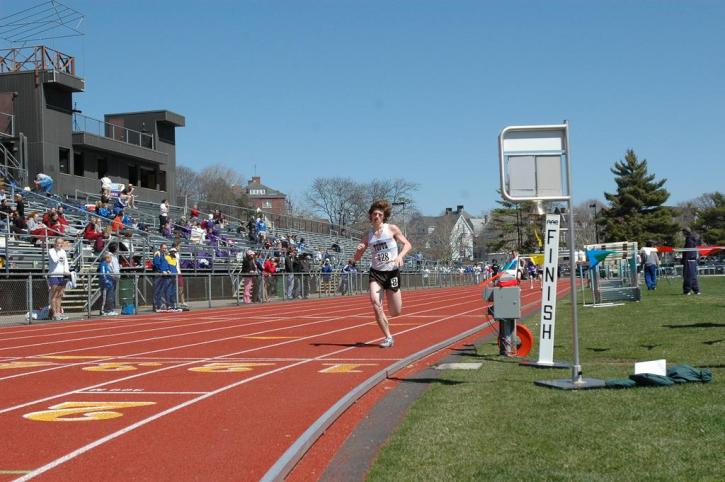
[
  {"xmin": 501, "ymin": 129, "xmax": 565, "ymax": 153},
  {"xmin": 537, "ymin": 214, "xmax": 561, "ymax": 365}
]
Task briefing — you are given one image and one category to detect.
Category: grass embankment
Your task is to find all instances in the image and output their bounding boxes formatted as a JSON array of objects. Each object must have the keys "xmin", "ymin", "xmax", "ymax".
[{"xmin": 368, "ymin": 277, "xmax": 725, "ymax": 481}]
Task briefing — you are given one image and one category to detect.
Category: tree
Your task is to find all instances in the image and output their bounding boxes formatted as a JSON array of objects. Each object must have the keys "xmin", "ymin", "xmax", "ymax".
[
  {"xmin": 305, "ymin": 177, "xmax": 366, "ymax": 227},
  {"xmin": 175, "ymin": 165, "xmax": 199, "ymax": 205},
  {"xmin": 599, "ymin": 149, "xmax": 679, "ymax": 246},
  {"xmin": 573, "ymin": 199, "xmax": 604, "ymax": 247},
  {"xmin": 304, "ymin": 177, "xmax": 418, "ymax": 229},
  {"xmin": 691, "ymin": 192, "xmax": 725, "ymax": 245},
  {"xmin": 487, "ymin": 195, "xmax": 539, "ymax": 253}
]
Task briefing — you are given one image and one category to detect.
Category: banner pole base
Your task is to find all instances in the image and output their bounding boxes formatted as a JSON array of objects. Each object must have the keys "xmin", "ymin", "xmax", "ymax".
[
  {"xmin": 519, "ymin": 359, "xmax": 569, "ymax": 369},
  {"xmin": 534, "ymin": 377, "xmax": 606, "ymax": 390}
]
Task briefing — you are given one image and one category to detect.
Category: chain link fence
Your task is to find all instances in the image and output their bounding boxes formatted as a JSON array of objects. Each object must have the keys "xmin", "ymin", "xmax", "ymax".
[{"xmin": 0, "ymin": 271, "xmax": 480, "ymax": 326}]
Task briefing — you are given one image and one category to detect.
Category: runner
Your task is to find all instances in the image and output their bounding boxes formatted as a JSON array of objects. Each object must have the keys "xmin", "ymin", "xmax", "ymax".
[{"xmin": 354, "ymin": 200, "xmax": 412, "ymax": 348}]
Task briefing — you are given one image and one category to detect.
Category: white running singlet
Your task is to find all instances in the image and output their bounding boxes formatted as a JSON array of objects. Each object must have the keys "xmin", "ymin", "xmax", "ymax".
[{"xmin": 368, "ymin": 224, "xmax": 399, "ymax": 272}]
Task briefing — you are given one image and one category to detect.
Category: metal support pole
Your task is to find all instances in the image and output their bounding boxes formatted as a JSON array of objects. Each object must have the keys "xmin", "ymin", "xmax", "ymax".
[
  {"xmin": 207, "ymin": 273, "xmax": 212, "ymax": 308},
  {"xmin": 236, "ymin": 274, "xmax": 241, "ymax": 305},
  {"xmin": 87, "ymin": 272, "xmax": 92, "ymax": 319},
  {"xmin": 27, "ymin": 274, "xmax": 32, "ymax": 325},
  {"xmin": 564, "ymin": 126, "xmax": 582, "ymax": 383},
  {"xmin": 134, "ymin": 274, "xmax": 139, "ymax": 312}
]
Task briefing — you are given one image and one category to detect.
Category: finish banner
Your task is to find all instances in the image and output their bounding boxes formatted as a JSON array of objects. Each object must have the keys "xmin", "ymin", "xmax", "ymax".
[{"xmin": 537, "ymin": 214, "xmax": 561, "ymax": 365}]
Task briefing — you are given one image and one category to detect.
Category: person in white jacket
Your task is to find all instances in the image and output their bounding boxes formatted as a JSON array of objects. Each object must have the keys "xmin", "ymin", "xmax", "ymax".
[{"xmin": 47, "ymin": 237, "xmax": 71, "ymax": 320}]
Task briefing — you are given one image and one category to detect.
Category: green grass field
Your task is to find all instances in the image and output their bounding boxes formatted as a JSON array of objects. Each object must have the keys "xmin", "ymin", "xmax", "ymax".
[{"xmin": 368, "ymin": 277, "xmax": 724, "ymax": 481}]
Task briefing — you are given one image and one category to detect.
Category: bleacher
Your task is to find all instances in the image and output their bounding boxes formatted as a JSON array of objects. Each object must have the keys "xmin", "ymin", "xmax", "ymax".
[{"xmin": 1, "ymin": 181, "xmax": 374, "ymax": 314}]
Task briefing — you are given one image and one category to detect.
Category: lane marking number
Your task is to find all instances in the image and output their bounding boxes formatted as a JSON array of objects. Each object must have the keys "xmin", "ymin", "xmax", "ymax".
[
  {"xmin": 24, "ymin": 401, "xmax": 155, "ymax": 422},
  {"xmin": 319, "ymin": 363, "xmax": 378, "ymax": 374},
  {"xmin": 189, "ymin": 362, "xmax": 275, "ymax": 373}
]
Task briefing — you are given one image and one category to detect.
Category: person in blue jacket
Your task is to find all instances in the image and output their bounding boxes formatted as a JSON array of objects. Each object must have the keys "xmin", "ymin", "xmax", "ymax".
[
  {"xmin": 152, "ymin": 243, "xmax": 172, "ymax": 311},
  {"xmin": 98, "ymin": 252, "xmax": 118, "ymax": 316}
]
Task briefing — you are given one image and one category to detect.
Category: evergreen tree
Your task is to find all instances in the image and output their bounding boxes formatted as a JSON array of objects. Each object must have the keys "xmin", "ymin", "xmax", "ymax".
[
  {"xmin": 599, "ymin": 149, "xmax": 679, "ymax": 245},
  {"xmin": 692, "ymin": 192, "xmax": 725, "ymax": 245},
  {"xmin": 488, "ymin": 194, "xmax": 538, "ymax": 253}
]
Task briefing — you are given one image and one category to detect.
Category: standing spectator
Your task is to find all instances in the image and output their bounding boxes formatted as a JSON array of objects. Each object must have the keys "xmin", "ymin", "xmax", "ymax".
[
  {"xmin": 172, "ymin": 241, "xmax": 187, "ymax": 309},
  {"xmin": 98, "ymin": 252, "xmax": 118, "ymax": 316},
  {"xmin": 256, "ymin": 216, "xmax": 268, "ymax": 243},
  {"xmin": 339, "ymin": 259, "xmax": 355, "ymax": 294},
  {"xmin": 190, "ymin": 204, "xmax": 200, "ymax": 220},
  {"xmin": 246, "ymin": 216, "xmax": 257, "ymax": 243},
  {"xmin": 681, "ymin": 227, "xmax": 701, "ymax": 295},
  {"xmin": 152, "ymin": 243, "xmax": 171, "ymax": 312},
  {"xmin": 285, "ymin": 250, "xmax": 296, "ymax": 300},
  {"xmin": 34, "ymin": 173, "xmax": 54, "ymax": 195},
  {"xmin": 262, "ymin": 256, "xmax": 276, "ymax": 302},
  {"xmin": 166, "ymin": 247, "xmax": 180, "ymax": 310},
  {"xmin": 321, "ymin": 258, "xmax": 333, "ymax": 282},
  {"xmin": 241, "ymin": 249, "xmax": 257, "ymax": 304},
  {"xmin": 159, "ymin": 199, "xmax": 170, "ymax": 230},
  {"xmin": 640, "ymin": 242, "xmax": 660, "ymax": 291},
  {"xmin": 47, "ymin": 237, "xmax": 70, "ymax": 320},
  {"xmin": 14, "ymin": 193, "xmax": 25, "ymax": 218}
]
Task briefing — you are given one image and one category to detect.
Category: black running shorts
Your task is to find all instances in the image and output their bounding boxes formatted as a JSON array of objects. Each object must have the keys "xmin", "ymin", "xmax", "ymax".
[{"xmin": 369, "ymin": 268, "xmax": 401, "ymax": 292}]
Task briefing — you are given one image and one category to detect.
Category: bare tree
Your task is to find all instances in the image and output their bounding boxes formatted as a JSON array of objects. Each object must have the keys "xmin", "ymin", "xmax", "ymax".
[
  {"xmin": 305, "ymin": 177, "xmax": 367, "ymax": 227},
  {"xmin": 175, "ymin": 165, "xmax": 199, "ymax": 205},
  {"xmin": 197, "ymin": 165, "xmax": 246, "ymax": 206},
  {"xmin": 573, "ymin": 199, "xmax": 603, "ymax": 247}
]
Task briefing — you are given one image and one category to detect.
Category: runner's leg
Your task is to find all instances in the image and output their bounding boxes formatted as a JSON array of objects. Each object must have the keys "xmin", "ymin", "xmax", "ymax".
[{"xmin": 369, "ymin": 281, "xmax": 391, "ymax": 339}]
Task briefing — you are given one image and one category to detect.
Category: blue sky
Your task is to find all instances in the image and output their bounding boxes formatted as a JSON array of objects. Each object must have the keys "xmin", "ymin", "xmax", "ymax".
[{"xmin": 10, "ymin": 0, "xmax": 724, "ymax": 215}]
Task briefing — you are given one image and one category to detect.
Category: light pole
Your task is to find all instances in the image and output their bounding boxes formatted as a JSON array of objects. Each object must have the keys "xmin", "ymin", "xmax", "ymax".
[
  {"xmin": 392, "ymin": 201, "xmax": 407, "ymax": 236},
  {"xmin": 589, "ymin": 203, "xmax": 599, "ymax": 244}
]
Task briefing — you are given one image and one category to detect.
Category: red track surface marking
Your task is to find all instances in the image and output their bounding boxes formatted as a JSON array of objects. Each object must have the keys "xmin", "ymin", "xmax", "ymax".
[{"xmin": 0, "ymin": 283, "xmax": 555, "ymax": 481}]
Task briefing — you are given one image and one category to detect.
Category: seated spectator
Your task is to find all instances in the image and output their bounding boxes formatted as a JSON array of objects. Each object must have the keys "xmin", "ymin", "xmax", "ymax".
[
  {"xmin": 47, "ymin": 212, "xmax": 65, "ymax": 236},
  {"xmin": 42, "ymin": 207, "xmax": 56, "ymax": 226},
  {"xmin": 14, "ymin": 193, "xmax": 25, "ymax": 218},
  {"xmin": 11, "ymin": 210, "xmax": 27, "ymax": 235},
  {"xmin": 190, "ymin": 221, "xmax": 205, "ymax": 244},
  {"xmin": 161, "ymin": 220, "xmax": 174, "ymax": 239},
  {"xmin": 0, "ymin": 199, "xmax": 11, "ymax": 224},
  {"xmin": 113, "ymin": 194, "xmax": 128, "ymax": 216},
  {"xmin": 83, "ymin": 218, "xmax": 104, "ymax": 242},
  {"xmin": 26, "ymin": 212, "xmax": 49, "ymax": 243},
  {"xmin": 100, "ymin": 188, "xmax": 112, "ymax": 205},
  {"xmin": 122, "ymin": 183, "xmax": 136, "ymax": 208},
  {"xmin": 246, "ymin": 216, "xmax": 256, "ymax": 242}
]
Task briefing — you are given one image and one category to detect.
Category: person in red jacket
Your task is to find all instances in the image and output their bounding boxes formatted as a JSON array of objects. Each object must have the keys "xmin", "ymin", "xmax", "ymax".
[{"xmin": 262, "ymin": 256, "xmax": 277, "ymax": 302}]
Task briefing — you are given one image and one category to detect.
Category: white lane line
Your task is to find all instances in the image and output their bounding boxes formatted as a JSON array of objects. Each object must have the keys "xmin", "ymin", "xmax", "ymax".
[
  {"xmin": 75, "ymin": 391, "xmax": 209, "ymax": 395},
  {"xmin": 13, "ymin": 305, "xmax": 483, "ymax": 482},
  {"xmin": 0, "ymin": 289, "xmax": 470, "ymax": 382},
  {"xmin": 0, "ymin": 296, "xmax": 483, "ymax": 414},
  {"xmin": 0, "ymin": 301, "xmax": 373, "ymax": 351}
]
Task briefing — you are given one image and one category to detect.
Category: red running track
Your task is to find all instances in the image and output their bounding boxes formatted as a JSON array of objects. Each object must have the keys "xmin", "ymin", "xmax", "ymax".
[{"xmin": 0, "ymin": 282, "xmax": 556, "ymax": 481}]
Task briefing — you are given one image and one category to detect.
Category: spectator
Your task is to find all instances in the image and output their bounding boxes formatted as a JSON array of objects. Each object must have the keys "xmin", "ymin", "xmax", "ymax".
[
  {"xmin": 172, "ymin": 241, "xmax": 187, "ymax": 309},
  {"xmin": 640, "ymin": 242, "xmax": 660, "ymax": 291},
  {"xmin": 34, "ymin": 173, "xmax": 54, "ymax": 195},
  {"xmin": 321, "ymin": 258, "xmax": 333, "ymax": 282},
  {"xmin": 47, "ymin": 212, "xmax": 64, "ymax": 236},
  {"xmin": 159, "ymin": 199, "xmax": 170, "ymax": 229},
  {"xmin": 122, "ymin": 182, "xmax": 136, "ymax": 208},
  {"xmin": 14, "ymin": 193, "xmax": 25, "ymax": 218},
  {"xmin": 241, "ymin": 249, "xmax": 257, "ymax": 304},
  {"xmin": 246, "ymin": 216, "xmax": 256, "ymax": 243},
  {"xmin": 681, "ymin": 227, "xmax": 700, "ymax": 295},
  {"xmin": 161, "ymin": 220, "xmax": 173, "ymax": 239},
  {"xmin": 152, "ymin": 243, "xmax": 171, "ymax": 312},
  {"xmin": 0, "ymin": 199, "xmax": 12, "ymax": 225},
  {"xmin": 98, "ymin": 252, "xmax": 119, "ymax": 316},
  {"xmin": 100, "ymin": 188, "xmax": 112, "ymax": 205},
  {"xmin": 166, "ymin": 247, "xmax": 180, "ymax": 310},
  {"xmin": 331, "ymin": 241, "xmax": 341, "ymax": 253},
  {"xmin": 256, "ymin": 216, "xmax": 268, "ymax": 243},
  {"xmin": 113, "ymin": 194, "xmax": 128, "ymax": 216},
  {"xmin": 26, "ymin": 212, "xmax": 49, "ymax": 244},
  {"xmin": 47, "ymin": 237, "xmax": 70, "ymax": 320},
  {"xmin": 190, "ymin": 221, "xmax": 205, "ymax": 244},
  {"xmin": 284, "ymin": 250, "xmax": 296, "ymax": 300},
  {"xmin": 339, "ymin": 259, "xmax": 356, "ymax": 294},
  {"xmin": 11, "ymin": 210, "xmax": 27, "ymax": 235},
  {"xmin": 263, "ymin": 256, "xmax": 276, "ymax": 302},
  {"xmin": 100, "ymin": 176, "xmax": 113, "ymax": 193},
  {"xmin": 190, "ymin": 204, "xmax": 200, "ymax": 220}
]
